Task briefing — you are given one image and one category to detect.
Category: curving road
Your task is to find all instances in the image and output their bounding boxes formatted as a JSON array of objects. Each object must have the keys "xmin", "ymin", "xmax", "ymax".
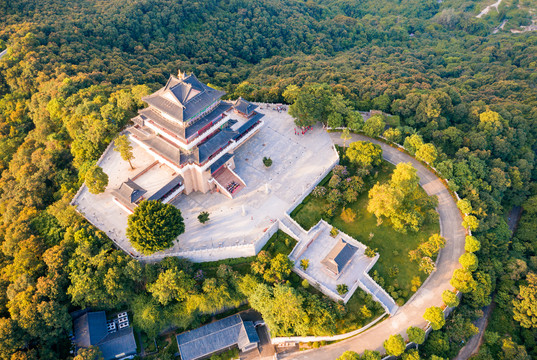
[{"xmin": 283, "ymin": 133, "xmax": 466, "ymax": 359}]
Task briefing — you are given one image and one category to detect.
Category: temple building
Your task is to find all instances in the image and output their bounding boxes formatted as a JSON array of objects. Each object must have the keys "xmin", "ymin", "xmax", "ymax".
[
  {"xmin": 321, "ymin": 238, "xmax": 358, "ymax": 278},
  {"xmin": 111, "ymin": 72, "xmax": 264, "ymax": 213}
]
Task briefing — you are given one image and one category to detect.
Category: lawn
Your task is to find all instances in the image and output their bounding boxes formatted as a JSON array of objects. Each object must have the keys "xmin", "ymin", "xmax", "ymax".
[{"xmin": 291, "ymin": 160, "xmax": 440, "ymax": 303}]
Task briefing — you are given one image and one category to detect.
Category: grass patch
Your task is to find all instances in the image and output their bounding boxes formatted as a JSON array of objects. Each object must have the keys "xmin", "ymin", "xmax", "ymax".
[
  {"xmin": 290, "ymin": 160, "xmax": 440, "ymax": 303},
  {"xmin": 261, "ymin": 229, "xmax": 297, "ymax": 256}
]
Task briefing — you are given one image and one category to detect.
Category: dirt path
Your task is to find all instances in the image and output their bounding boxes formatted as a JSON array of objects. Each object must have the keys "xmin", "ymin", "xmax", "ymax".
[
  {"xmin": 281, "ymin": 133, "xmax": 466, "ymax": 360},
  {"xmin": 454, "ymin": 302, "xmax": 495, "ymax": 360}
]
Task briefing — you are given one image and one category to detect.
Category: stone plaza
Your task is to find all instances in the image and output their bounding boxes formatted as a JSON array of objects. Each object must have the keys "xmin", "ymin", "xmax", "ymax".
[{"xmin": 72, "ymin": 105, "xmax": 339, "ymax": 260}]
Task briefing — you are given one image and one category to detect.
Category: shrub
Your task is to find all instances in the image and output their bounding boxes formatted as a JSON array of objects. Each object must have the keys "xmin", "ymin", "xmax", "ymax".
[
  {"xmin": 300, "ymin": 259, "xmax": 309, "ymax": 271},
  {"xmin": 330, "ymin": 227, "xmax": 339, "ymax": 237},
  {"xmin": 365, "ymin": 246, "xmax": 377, "ymax": 258},
  {"xmin": 312, "ymin": 186, "xmax": 327, "ymax": 198},
  {"xmin": 301, "ymin": 279, "xmax": 309, "ymax": 288},
  {"xmin": 198, "ymin": 211, "xmax": 210, "ymax": 224},
  {"xmin": 263, "ymin": 156, "xmax": 273, "ymax": 167},
  {"xmin": 337, "ymin": 284, "xmax": 349, "ymax": 295},
  {"xmin": 411, "ymin": 276, "xmax": 422, "ymax": 292},
  {"xmin": 340, "ymin": 207, "xmax": 357, "ymax": 223}
]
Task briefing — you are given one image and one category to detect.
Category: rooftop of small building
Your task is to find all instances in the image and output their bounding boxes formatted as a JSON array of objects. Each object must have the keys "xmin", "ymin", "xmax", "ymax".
[
  {"xmin": 233, "ymin": 97, "xmax": 258, "ymax": 116},
  {"xmin": 176, "ymin": 314, "xmax": 259, "ymax": 360},
  {"xmin": 321, "ymin": 238, "xmax": 358, "ymax": 275},
  {"xmin": 71, "ymin": 310, "xmax": 136, "ymax": 360}
]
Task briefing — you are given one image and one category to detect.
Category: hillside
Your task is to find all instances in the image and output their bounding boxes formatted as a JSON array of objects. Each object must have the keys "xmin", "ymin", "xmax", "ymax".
[{"xmin": 0, "ymin": 0, "xmax": 536, "ymax": 359}]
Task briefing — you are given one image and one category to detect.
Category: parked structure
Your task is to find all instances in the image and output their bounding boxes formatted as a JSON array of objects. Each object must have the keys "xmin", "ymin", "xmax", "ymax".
[
  {"xmin": 71, "ymin": 310, "xmax": 136, "ymax": 360},
  {"xmin": 112, "ymin": 72, "xmax": 264, "ymax": 212},
  {"xmin": 176, "ymin": 314, "xmax": 260, "ymax": 360}
]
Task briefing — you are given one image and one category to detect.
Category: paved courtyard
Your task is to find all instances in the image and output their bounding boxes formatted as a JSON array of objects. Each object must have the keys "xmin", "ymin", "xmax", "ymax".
[
  {"xmin": 169, "ymin": 106, "xmax": 337, "ymax": 256},
  {"xmin": 73, "ymin": 105, "xmax": 338, "ymax": 259},
  {"xmin": 291, "ymin": 221, "xmax": 374, "ymax": 302}
]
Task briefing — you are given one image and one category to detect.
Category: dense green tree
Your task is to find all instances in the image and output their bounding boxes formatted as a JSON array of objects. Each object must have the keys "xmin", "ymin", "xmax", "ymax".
[
  {"xmin": 361, "ymin": 350, "xmax": 381, "ymax": 360},
  {"xmin": 147, "ymin": 268, "xmax": 196, "ymax": 305},
  {"xmin": 248, "ymin": 283, "xmax": 308, "ymax": 336},
  {"xmin": 462, "ymin": 215, "xmax": 479, "ymax": 231},
  {"xmin": 512, "ymin": 273, "xmax": 537, "ymax": 329},
  {"xmin": 368, "ymin": 162, "xmax": 437, "ymax": 232},
  {"xmin": 383, "ymin": 334, "xmax": 406, "ymax": 356},
  {"xmin": 459, "ymin": 253, "xmax": 478, "ymax": 272},
  {"xmin": 346, "ymin": 141, "xmax": 382, "ymax": 170},
  {"xmin": 424, "ymin": 306, "xmax": 445, "ymax": 330},
  {"xmin": 337, "ymin": 351, "xmax": 359, "ymax": 360},
  {"xmin": 84, "ymin": 166, "xmax": 108, "ymax": 194},
  {"xmin": 114, "ymin": 135, "xmax": 134, "ymax": 170},
  {"xmin": 74, "ymin": 347, "xmax": 104, "ymax": 360},
  {"xmin": 126, "ymin": 200, "xmax": 185, "ymax": 255},
  {"xmin": 0, "ymin": 318, "xmax": 24, "ymax": 360},
  {"xmin": 289, "ymin": 84, "xmax": 334, "ymax": 127},
  {"xmin": 404, "ymin": 134, "xmax": 424, "ymax": 155},
  {"xmin": 442, "ymin": 290, "xmax": 459, "ymax": 307},
  {"xmin": 415, "ymin": 143, "xmax": 438, "ymax": 164},
  {"xmin": 407, "ymin": 326, "xmax": 426, "ymax": 345},
  {"xmin": 402, "ymin": 349, "xmax": 420, "ymax": 360},
  {"xmin": 464, "ymin": 235, "xmax": 481, "ymax": 253},
  {"xmin": 362, "ymin": 115, "xmax": 386, "ymax": 138},
  {"xmin": 450, "ymin": 268, "xmax": 477, "ymax": 293}
]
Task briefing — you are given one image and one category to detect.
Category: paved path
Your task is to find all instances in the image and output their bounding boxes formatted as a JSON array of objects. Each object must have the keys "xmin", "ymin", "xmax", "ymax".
[
  {"xmin": 0, "ymin": 49, "xmax": 7, "ymax": 59},
  {"xmin": 282, "ymin": 133, "xmax": 466, "ymax": 359}
]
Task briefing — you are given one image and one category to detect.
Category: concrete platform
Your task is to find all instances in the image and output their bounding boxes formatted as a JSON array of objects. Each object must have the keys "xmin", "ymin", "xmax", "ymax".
[{"xmin": 72, "ymin": 105, "xmax": 338, "ymax": 260}]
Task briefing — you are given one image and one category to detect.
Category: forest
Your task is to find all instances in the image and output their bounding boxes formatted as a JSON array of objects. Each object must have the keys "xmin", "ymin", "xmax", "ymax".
[{"xmin": 0, "ymin": 0, "xmax": 537, "ymax": 358}]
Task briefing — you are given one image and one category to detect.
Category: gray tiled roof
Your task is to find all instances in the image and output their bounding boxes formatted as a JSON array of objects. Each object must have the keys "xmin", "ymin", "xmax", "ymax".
[
  {"xmin": 185, "ymin": 102, "xmax": 231, "ymax": 139},
  {"xmin": 233, "ymin": 97, "xmax": 257, "ymax": 116},
  {"xmin": 321, "ymin": 239, "xmax": 357, "ymax": 275},
  {"xmin": 238, "ymin": 321, "xmax": 260, "ymax": 350},
  {"xmin": 139, "ymin": 108, "xmax": 185, "ymax": 139},
  {"xmin": 181, "ymin": 75, "xmax": 226, "ymax": 121},
  {"xmin": 98, "ymin": 327, "xmax": 137, "ymax": 360},
  {"xmin": 177, "ymin": 315, "xmax": 259, "ymax": 360},
  {"xmin": 210, "ymin": 153, "xmax": 234, "ymax": 174},
  {"xmin": 198, "ymin": 130, "xmax": 235, "ymax": 164},
  {"xmin": 115, "ymin": 179, "xmax": 146, "ymax": 203},
  {"xmin": 148, "ymin": 175, "xmax": 183, "ymax": 201},
  {"xmin": 141, "ymin": 74, "xmax": 225, "ymax": 125},
  {"xmin": 73, "ymin": 311, "xmax": 108, "ymax": 348}
]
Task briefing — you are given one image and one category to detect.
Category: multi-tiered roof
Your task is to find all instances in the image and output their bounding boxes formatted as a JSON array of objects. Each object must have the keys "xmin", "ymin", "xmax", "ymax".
[{"xmin": 129, "ymin": 73, "xmax": 262, "ymax": 169}]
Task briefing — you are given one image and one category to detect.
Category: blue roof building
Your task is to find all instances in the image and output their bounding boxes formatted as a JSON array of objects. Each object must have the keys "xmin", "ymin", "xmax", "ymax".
[
  {"xmin": 72, "ymin": 310, "xmax": 137, "ymax": 360},
  {"xmin": 176, "ymin": 314, "xmax": 260, "ymax": 360}
]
